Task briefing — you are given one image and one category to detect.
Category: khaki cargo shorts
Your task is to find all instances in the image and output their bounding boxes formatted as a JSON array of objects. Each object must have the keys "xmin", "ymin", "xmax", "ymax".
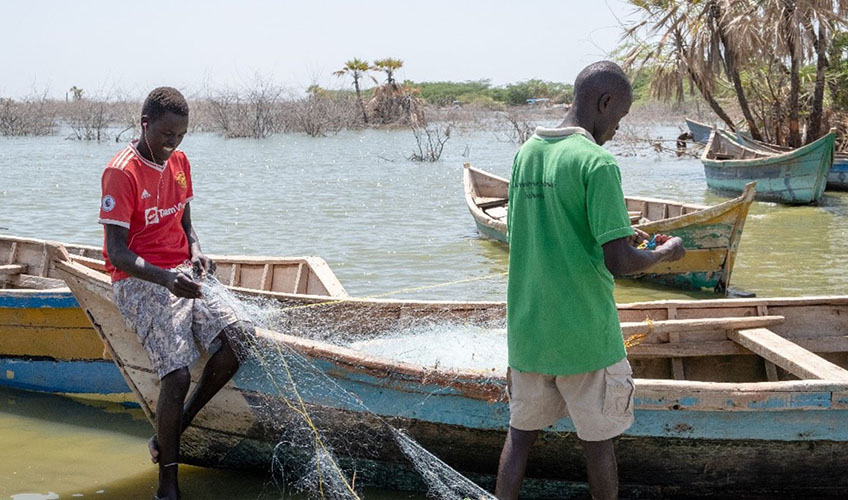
[
  {"xmin": 507, "ymin": 357, "xmax": 635, "ymax": 441},
  {"xmin": 113, "ymin": 267, "xmax": 251, "ymax": 379}
]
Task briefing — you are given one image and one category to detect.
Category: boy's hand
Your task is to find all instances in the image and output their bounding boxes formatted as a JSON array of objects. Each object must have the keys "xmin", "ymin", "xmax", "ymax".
[
  {"xmin": 166, "ymin": 270, "xmax": 202, "ymax": 298},
  {"xmin": 191, "ymin": 252, "xmax": 216, "ymax": 279}
]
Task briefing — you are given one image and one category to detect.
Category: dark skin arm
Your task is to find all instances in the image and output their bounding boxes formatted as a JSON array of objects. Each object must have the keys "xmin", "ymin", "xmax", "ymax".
[
  {"xmin": 104, "ymin": 203, "xmax": 213, "ymax": 298},
  {"xmin": 602, "ymin": 228, "xmax": 686, "ymax": 277},
  {"xmin": 180, "ymin": 203, "xmax": 215, "ymax": 279}
]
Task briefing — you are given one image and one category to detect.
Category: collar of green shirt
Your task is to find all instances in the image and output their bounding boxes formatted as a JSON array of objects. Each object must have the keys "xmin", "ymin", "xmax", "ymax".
[{"xmin": 533, "ymin": 126, "xmax": 596, "ymax": 144}]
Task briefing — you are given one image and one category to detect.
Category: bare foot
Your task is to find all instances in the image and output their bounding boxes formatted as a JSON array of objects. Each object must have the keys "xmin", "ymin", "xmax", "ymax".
[{"xmin": 149, "ymin": 435, "xmax": 159, "ymax": 464}]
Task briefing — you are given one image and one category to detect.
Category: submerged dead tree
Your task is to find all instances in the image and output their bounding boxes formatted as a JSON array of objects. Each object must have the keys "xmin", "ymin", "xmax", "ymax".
[
  {"xmin": 409, "ymin": 121, "xmax": 452, "ymax": 162},
  {"xmin": 0, "ymin": 91, "xmax": 56, "ymax": 137}
]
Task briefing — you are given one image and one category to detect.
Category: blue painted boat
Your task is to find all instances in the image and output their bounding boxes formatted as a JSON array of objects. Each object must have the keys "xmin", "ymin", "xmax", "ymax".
[
  {"xmin": 734, "ymin": 131, "xmax": 848, "ymax": 192},
  {"xmin": 0, "ymin": 235, "xmax": 347, "ymax": 404},
  {"xmin": 702, "ymin": 129, "xmax": 834, "ymax": 204},
  {"xmin": 54, "ymin": 247, "xmax": 848, "ymax": 498},
  {"xmin": 685, "ymin": 117, "xmax": 713, "ymax": 145},
  {"xmin": 829, "ymin": 153, "xmax": 848, "ymax": 190}
]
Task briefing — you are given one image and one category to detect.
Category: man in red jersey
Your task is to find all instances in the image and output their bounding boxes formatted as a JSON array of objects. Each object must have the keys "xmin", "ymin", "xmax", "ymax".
[{"xmin": 99, "ymin": 87, "xmax": 253, "ymax": 500}]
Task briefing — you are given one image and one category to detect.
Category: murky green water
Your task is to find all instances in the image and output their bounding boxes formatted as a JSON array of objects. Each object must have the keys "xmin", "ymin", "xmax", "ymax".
[{"xmin": 1, "ymin": 124, "xmax": 846, "ymax": 498}]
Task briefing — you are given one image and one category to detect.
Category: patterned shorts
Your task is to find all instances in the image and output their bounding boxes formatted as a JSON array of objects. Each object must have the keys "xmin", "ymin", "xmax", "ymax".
[{"xmin": 113, "ymin": 267, "xmax": 252, "ymax": 379}]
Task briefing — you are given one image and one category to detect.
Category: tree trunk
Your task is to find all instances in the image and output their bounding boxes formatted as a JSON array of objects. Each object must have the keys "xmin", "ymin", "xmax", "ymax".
[
  {"xmin": 685, "ymin": 64, "xmax": 736, "ymax": 131},
  {"xmin": 785, "ymin": 3, "xmax": 801, "ymax": 147},
  {"xmin": 718, "ymin": 27, "xmax": 763, "ymax": 141},
  {"xmin": 806, "ymin": 23, "xmax": 828, "ymax": 144},
  {"xmin": 354, "ymin": 78, "xmax": 368, "ymax": 124}
]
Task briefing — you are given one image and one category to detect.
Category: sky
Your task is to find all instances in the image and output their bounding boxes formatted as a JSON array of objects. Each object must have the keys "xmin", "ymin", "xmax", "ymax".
[{"xmin": 1, "ymin": 0, "xmax": 637, "ymax": 99}]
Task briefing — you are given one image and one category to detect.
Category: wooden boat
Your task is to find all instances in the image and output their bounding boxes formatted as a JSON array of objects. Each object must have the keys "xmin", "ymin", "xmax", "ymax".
[
  {"xmin": 829, "ymin": 153, "xmax": 848, "ymax": 190},
  {"xmin": 0, "ymin": 235, "xmax": 347, "ymax": 403},
  {"xmin": 53, "ymin": 247, "xmax": 848, "ymax": 498},
  {"xmin": 734, "ymin": 132, "xmax": 848, "ymax": 192},
  {"xmin": 701, "ymin": 128, "xmax": 834, "ymax": 204},
  {"xmin": 684, "ymin": 117, "xmax": 713, "ymax": 145},
  {"xmin": 463, "ymin": 164, "xmax": 755, "ymax": 293}
]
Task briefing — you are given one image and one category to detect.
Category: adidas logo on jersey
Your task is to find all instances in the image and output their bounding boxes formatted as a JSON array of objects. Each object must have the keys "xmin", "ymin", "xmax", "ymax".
[{"xmin": 141, "ymin": 189, "xmax": 151, "ymax": 199}]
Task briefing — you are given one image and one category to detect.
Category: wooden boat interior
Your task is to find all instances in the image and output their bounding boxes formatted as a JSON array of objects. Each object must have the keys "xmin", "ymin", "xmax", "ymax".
[
  {"xmin": 0, "ymin": 235, "xmax": 347, "ymax": 297},
  {"xmin": 215, "ymin": 279, "xmax": 848, "ymax": 388},
  {"xmin": 464, "ymin": 165, "xmax": 707, "ymax": 226},
  {"xmin": 705, "ymin": 130, "xmax": 776, "ymax": 161},
  {"xmin": 0, "ymin": 236, "xmax": 101, "ymax": 290}
]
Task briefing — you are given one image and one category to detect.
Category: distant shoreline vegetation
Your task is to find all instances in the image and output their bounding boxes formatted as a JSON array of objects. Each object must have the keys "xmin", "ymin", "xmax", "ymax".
[{"xmin": 0, "ymin": 78, "xmax": 577, "ymax": 142}]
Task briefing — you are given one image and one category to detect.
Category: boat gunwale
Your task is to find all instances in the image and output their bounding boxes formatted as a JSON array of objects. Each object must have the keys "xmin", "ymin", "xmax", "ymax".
[
  {"xmin": 462, "ymin": 164, "xmax": 508, "ymax": 236},
  {"xmin": 702, "ymin": 129, "xmax": 835, "ymax": 168},
  {"xmin": 464, "ymin": 164, "xmax": 757, "ymax": 232},
  {"xmin": 52, "ymin": 257, "xmax": 848, "ymax": 408}
]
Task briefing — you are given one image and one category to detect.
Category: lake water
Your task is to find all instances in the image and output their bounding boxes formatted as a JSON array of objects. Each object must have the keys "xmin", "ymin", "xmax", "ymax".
[{"xmin": 1, "ymin": 123, "xmax": 847, "ymax": 499}]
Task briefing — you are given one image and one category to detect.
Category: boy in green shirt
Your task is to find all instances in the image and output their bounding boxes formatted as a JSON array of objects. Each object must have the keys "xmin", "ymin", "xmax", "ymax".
[{"xmin": 495, "ymin": 61, "xmax": 685, "ymax": 500}]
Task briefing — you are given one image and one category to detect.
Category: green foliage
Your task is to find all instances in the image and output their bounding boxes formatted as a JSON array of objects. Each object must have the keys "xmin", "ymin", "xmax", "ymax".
[
  {"xmin": 495, "ymin": 79, "xmax": 574, "ymax": 105},
  {"xmin": 404, "ymin": 80, "xmax": 493, "ymax": 106},
  {"xmin": 402, "ymin": 79, "xmax": 572, "ymax": 106},
  {"xmin": 829, "ymin": 31, "xmax": 848, "ymax": 110}
]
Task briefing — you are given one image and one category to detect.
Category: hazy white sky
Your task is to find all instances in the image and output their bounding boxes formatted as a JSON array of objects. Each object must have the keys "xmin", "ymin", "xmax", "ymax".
[{"xmin": 1, "ymin": 0, "xmax": 637, "ymax": 99}]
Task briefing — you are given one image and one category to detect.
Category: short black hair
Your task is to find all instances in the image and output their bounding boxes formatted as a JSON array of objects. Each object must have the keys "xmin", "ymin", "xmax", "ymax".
[
  {"xmin": 141, "ymin": 87, "xmax": 189, "ymax": 122},
  {"xmin": 573, "ymin": 61, "xmax": 632, "ymax": 103}
]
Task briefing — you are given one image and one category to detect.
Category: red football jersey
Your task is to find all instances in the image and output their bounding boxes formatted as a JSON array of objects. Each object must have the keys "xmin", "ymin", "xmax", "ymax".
[{"xmin": 99, "ymin": 141, "xmax": 194, "ymax": 282}]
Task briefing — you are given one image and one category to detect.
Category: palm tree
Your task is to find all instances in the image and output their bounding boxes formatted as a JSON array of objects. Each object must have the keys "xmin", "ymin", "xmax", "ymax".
[
  {"xmin": 746, "ymin": 0, "xmax": 848, "ymax": 144},
  {"xmin": 622, "ymin": 0, "xmax": 847, "ymax": 146},
  {"xmin": 621, "ymin": 1, "xmax": 739, "ymax": 131},
  {"xmin": 333, "ymin": 58, "xmax": 374, "ymax": 124},
  {"xmin": 372, "ymin": 58, "xmax": 404, "ymax": 86},
  {"xmin": 69, "ymin": 86, "xmax": 84, "ymax": 101}
]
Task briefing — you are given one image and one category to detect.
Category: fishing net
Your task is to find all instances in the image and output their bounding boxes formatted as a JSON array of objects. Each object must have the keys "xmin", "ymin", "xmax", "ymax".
[{"xmin": 199, "ymin": 275, "xmax": 502, "ymax": 500}]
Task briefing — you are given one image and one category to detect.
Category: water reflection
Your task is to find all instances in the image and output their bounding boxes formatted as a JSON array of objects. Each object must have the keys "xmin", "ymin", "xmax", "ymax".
[{"xmin": 0, "ymin": 387, "xmax": 422, "ymax": 499}]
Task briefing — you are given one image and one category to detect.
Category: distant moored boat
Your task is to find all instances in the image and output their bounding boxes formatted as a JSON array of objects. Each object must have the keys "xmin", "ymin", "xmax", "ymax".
[
  {"xmin": 831, "ymin": 153, "xmax": 848, "ymax": 190},
  {"xmin": 701, "ymin": 129, "xmax": 833, "ymax": 204},
  {"xmin": 733, "ymin": 131, "xmax": 847, "ymax": 192},
  {"xmin": 685, "ymin": 117, "xmax": 713, "ymax": 145}
]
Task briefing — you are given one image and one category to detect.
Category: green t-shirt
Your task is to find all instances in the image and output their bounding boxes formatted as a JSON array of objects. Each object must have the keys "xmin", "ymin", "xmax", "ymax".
[{"xmin": 507, "ymin": 127, "xmax": 635, "ymax": 376}]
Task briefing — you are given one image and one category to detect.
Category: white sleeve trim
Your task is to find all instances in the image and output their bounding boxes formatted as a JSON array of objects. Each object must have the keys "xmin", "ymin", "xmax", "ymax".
[
  {"xmin": 99, "ymin": 218, "xmax": 131, "ymax": 229},
  {"xmin": 185, "ymin": 196, "xmax": 194, "ymax": 204}
]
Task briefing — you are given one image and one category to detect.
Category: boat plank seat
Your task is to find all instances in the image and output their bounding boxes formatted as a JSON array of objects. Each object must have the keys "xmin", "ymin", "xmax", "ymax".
[
  {"xmin": 628, "ymin": 211, "xmax": 642, "ymax": 224},
  {"xmin": 477, "ymin": 197, "xmax": 508, "ymax": 210},
  {"xmin": 728, "ymin": 328, "xmax": 848, "ymax": 381},
  {"xmin": 0, "ymin": 264, "xmax": 27, "ymax": 275},
  {"xmin": 485, "ymin": 206, "xmax": 507, "ymax": 220},
  {"xmin": 0, "ymin": 273, "xmax": 65, "ymax": 289},
  {"xmin": 621, "ymin": 315, "xmax": 784, "ymax": 339}
]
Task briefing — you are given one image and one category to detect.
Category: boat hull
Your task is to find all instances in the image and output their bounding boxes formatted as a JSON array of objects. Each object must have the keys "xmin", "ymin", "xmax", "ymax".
[
  {"xmin": 702, "ymin": 130, "xmax": 833, "ymax": 204},
  {"xmin": 54, "ymin": 255, "xmax": 848, "ymax": 498},
  {"xmin": 463, "ymin": 165, "xmax": 755, "ymax": 293},
  {"xmin": 685, "ymin": 118, "xmax": 712, "ymax": 145},
  {"xmin": 0, "ymin": 289, "xmax": 133, "ymax": 403},
  {"xmin": 0, "ymin": 235, "xmax": 347, "ymax": 402},
  {"xmin": 829, "ymin": 154, "xmax": 848, "ymax": 190}
]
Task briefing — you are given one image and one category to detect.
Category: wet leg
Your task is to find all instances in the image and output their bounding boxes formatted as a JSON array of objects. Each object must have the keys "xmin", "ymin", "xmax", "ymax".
[
  {"xmin": 580, "ymin": 438, "xmax": 618, "ymax": 500},
  {"xmin": 495, "ymin": 426, "xmax": 538, "ymax": 500},
  {"xmin": 156, "ymin": 367, "xmax": 191, "ymax": 500},
  {"xmin": 181, "ymin": 324, "xmax": 246, "ymax": 430}
]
